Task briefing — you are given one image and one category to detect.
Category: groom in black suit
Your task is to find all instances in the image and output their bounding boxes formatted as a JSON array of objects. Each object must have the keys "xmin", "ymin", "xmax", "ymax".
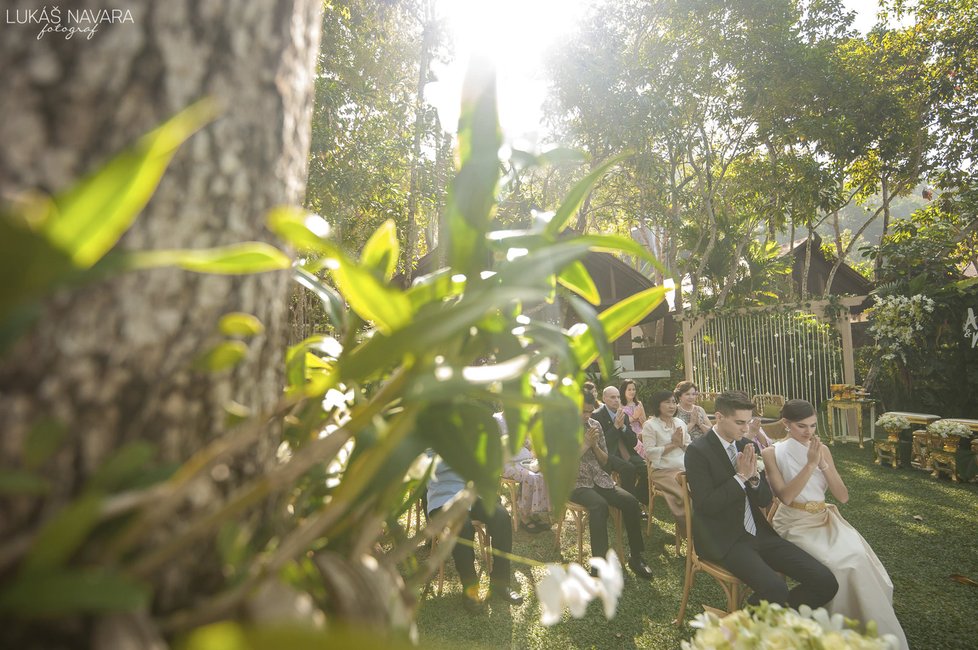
[{"xmin": 684, "ymin": 390, "xmax": 837, "ymax": 607}]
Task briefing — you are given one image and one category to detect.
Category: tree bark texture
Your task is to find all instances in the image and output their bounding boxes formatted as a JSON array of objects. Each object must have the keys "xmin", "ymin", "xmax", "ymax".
[{"xmin": 0, "ymin": 0, "xmax": 321, "ymax": 616}]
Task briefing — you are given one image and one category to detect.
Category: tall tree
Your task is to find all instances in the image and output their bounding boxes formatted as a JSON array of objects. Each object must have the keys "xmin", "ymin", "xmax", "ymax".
[{"xmin": 0, "ymin": 0, "xmax": 321, "ymax": 643}]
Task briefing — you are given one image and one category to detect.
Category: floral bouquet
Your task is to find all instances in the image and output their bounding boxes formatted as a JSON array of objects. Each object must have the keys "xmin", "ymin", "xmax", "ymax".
[
  {"xmin": 682, "ymin": 602, "xmax": 900, "ymax": 650},
  {"xmin": 927, "ymin": 419, "xmax": 972, "ymax": 439},
  {"xmin": 875, "ymin": 413, "xmax": 910, "ymax": 432}
]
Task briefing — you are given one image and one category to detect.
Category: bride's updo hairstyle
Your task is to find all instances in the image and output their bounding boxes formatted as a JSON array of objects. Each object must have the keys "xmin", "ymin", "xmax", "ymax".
[{"xmin": 781, "ymin": 399, "xmax": 816, "ymax": 422}]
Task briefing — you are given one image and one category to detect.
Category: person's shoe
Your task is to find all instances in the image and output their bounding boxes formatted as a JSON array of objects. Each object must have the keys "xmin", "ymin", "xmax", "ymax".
[
  {"xmin": 521, "ymin": 521, "xmax": 547, "ymax": 534},
  {"xmin": 488, "ymin": 585, "xmax": 524, "ymax": 605},
  {"xmin": 461, "ymin": 584, "xmax": 484, "ymax": 613},
  {"xmin": 629, "ymin": 558, "xmax": 654, "ymax": 580}
]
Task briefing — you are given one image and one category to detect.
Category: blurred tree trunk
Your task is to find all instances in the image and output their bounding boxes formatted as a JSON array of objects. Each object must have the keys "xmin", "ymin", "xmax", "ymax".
[{"xmin": 0, "ymin": 0, "xmax": 321, "ymax": 629}]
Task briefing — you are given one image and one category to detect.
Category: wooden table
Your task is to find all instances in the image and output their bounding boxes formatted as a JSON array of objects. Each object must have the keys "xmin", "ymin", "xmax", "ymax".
[{"xmin": 825, "ymin": 399, "xmax": 876, "ymax": 447}]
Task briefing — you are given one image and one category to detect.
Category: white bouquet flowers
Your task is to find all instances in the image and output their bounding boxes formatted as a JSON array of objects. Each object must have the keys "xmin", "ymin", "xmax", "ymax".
[
  {"xmin": 875, "ymin": 413, "xmax": 910, "ymax": 432},
  {"xmin": 927, "ymin": 419, "xmax": 971, "ymax": 439},
  {"xmin": 682, "ymin": 602, "xmax": 899, "ymax": 650}
]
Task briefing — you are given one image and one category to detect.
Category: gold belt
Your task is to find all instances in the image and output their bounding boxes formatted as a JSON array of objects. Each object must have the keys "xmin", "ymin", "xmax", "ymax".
[{"xmin": 787, "ymin": 501, "xmax": 826, "ymax": 514}]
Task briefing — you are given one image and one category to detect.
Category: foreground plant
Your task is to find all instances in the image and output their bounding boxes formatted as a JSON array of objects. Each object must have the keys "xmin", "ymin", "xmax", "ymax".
[
  {"xmin": 0, "ymin": 56, "xmax": 664, "ymax": 646},
  {"xmin": 683, "ymin": 602, "xmax": 900, "ymax": 650}
]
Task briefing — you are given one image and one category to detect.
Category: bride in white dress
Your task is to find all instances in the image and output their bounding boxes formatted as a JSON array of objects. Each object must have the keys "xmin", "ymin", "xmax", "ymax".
[{"xmin": 761, "ymin": 399, "xmax": 908, "ymax": 649}]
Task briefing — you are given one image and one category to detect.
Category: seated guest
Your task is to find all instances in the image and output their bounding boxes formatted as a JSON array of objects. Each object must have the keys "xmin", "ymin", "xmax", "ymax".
[
  {"xmin": 746, "ymin": 410, "xmax": 775, "ymax": 450},
  {"xmin": 591, "ymin": 385, "xmax": 649, "ymax": 505},
  {"xmin": 496, "ymin": 412, "xmax": 551, "ymax": 533},
  {"xmin": 684, "ymin": 390, "xmax": 838, "ymax": 608},
  {"xmin": 762, "ymin": 399, "xmax": 908, "ymax": 649},
  {"xmin": 619, "ymin": 379, "xmax": 647, "ymax": 456},
  {"xmin": 640, "ymin": 390, "xmax": 691, "ymax": 537},
  {"xmin": 573, "ymin": 389, "xmax": 653, "ymax": 579},
  {"xmin": 427, "ymin": 453, "xmax": 523, "ymax": 609},
  {"xmin": 674, "ymin": 380, "xmax": 713, "ymax": 440}
]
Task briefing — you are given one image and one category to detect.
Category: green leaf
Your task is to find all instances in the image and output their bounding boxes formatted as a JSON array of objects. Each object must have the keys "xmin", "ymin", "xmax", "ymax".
[
  {"xmin": 132, "ymin": 243, "xmax": 291, "ymax": 275},
  {"xmin": 360, "ymin": 219, "xmax": 399, "ymax": 281},
  {"xmin": 329, "ymin": 256, "xmax": 412, "ymax": 336},
  {"xmin": 445, "ymin": 56, "xmax": 501, "ymax": 277},
  {"xmin": 545, "ymin": 151, "xmax": 631, "ymax": 236},
  {"xmin": 558, "ymin": 260, "xmax": 600, "ymax": 305},
  {"xmin": 22, "ymin": 492, "xmax": 102, "ymax": 573},
  {"xmin": 266, "ymin": 206, "xmax": 332, "ymax": 253},
  {"xmin": 575, "ymin": 233, "xmax": 664, "ymax": 273},
  {"xmin": 566, "ymin": 294, "xmax": 613, "ymax": 379},
  {"xmin": 218, "ymin": 312, "xmax": 265, "ymax": 337},
  {"xmin": 87, "ymin": 441, "xmax": 156, "ymax": 492},
  {"xmin": 181, "ymin": 621, "xmax": 422, "ymax": 650},
  {"xmin": 43, "ymin": 100, "xmax": 218, "ymax": 268},
  {"xmin": 194, "ymin": 340, "xmax": 249, "ymax": 372},
  {"xmin": 404, "ymin": 268, "xmax": 466, "ymax": 310},
  {"xmin": 24, "ymin": 417, "xmax": 67, "ymax": 470},
  {"xmin": 0, "ymin": 470, "xmax": 50, "ymax": 495},
  {"xmin": 0, "ymin": 568, "xmax": 150, "ymax": 617},
  {"xmin": 529, "ymin": 394, "xmax": 582, "ymax": 515},
  {"xmin": 570, "ymin": 286, "xmax": 667, "ymax": 368},
  {"xmin": 417, "ymin": 401, "xmax": 503, "ymax": 504},
  {"xmin": 293, "ymin": 267, "xmax": 346, "ymax": 330}
]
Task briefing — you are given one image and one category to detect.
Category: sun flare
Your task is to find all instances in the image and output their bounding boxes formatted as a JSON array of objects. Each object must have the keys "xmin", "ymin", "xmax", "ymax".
[{"xmin": 434, "ymin": 0, "xmax": 595, "ymax": 140}]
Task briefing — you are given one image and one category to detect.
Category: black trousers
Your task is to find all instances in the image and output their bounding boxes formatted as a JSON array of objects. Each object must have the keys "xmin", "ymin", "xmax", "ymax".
[
  {"xmin": 432, "ymin": 498, "xmax": 512, "ymax": 590},
  {"xmin": 716, "ymin": 528, "xmax": 838, "ymax": 608},
  {"xmin": 569, "ymin": 485, "xmax": 644, "ymax": 561},
  {"xmin": 604, "ymin": 453, "xmax": 649, "ymax": 505}
]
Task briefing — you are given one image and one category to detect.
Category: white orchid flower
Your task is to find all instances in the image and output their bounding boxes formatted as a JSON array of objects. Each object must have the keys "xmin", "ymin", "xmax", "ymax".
[{"xmin": 588, "ymin": 549, "xmax": 624, "ymax": 618}]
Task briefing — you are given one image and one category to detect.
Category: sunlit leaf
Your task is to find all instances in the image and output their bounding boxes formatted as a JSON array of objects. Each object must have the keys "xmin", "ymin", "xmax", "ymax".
[
  {"xmin": 132, "ymin": 243, "xmax": 291, "ymax": 275},
  {"xmin": 0, "ymin": 568, "xmax": 149, "ymax": 616},
  {"xmin": 194, "ymin": 340, "xmax": 249, "ymax": 372},
  {"xmin": 218, "ymin": 312, "xmax": 264, "ymax": 337},
  {"xmin": 43, "ymin": 100, "xmax": 218, "ymax": 267},
  {"xmin": 570, "ymin": 286, "xmax": 667, "ymax": 368},
  {"xmin": 558, "ymin": 260, "xmax": 600, "ymax": 305},
  {"xmin": 566, "ymin": 294, "xmax": 613, "ymax": 378},
  {"xmin": 267, "ymin": 206, "xmax": 332, "ymax": 253},
  {"xmin": 330, "ymin": 259, "xmax": 412, "ymax": 335},
  {"xmin": 360, "ymin": 219, "xmax": 399, "ymax": 281},
  {"xmin": 182, "ymin": 621, "xmax": 421, "ymax": 650}
]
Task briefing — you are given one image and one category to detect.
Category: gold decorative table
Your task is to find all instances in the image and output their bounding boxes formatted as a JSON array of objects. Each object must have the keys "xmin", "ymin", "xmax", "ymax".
[{"xmin": 826, "ymin": 399, "xmax": 875, "ymax": 447}]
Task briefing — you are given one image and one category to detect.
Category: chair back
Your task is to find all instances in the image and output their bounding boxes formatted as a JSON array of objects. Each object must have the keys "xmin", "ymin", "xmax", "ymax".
[
  {"xmin": 765, "ymin": 497, "xmax": 780, "ymax": 524},
  {"xmin": 676, "ymin": 472, "xmax": 699, "ymax": 563},
  {"xmin": 752, "ymin": 393, "xmax": 786, "ymax": 419}
]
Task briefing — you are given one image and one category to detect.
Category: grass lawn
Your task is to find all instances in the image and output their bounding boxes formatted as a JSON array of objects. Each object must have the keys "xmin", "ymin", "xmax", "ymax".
[{"xmin": 413, "ymin": 444, "xmax": 978, "ymax": 649}]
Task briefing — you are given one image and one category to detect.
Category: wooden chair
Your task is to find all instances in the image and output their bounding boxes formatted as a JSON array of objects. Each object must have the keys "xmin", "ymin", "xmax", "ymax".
[
  {"xmin": 646, "ymin": 462, "xmax": 683, "ymax": 554},
  {"xmin": 434, "ymin": 519, "xmax": 492, "ymax": 596},
  {"xmin": 554, "ymin": 501, "xmax": 625, "ymax": 564},
  {"xmin": 752, "ymin": 393, "xmax": 786, "ymax": 420},
  {"xmin": 499, "ymin": 477, "xmax": 520, "ymax": 533},
  {"xmin": 674, "ymin": 472, "xmax": 747, "ymax": 625}
]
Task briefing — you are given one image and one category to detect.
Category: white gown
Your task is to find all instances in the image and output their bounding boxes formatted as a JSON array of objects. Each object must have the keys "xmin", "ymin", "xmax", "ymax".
[{"xmin": 772, "ymin": 438, "xmax": 909, "ymax": 649}]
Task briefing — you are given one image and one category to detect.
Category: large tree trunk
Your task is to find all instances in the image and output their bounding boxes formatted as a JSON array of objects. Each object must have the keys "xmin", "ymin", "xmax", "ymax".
[{"xmin": 0, "ymin": 0, "xmax": 321, "ymax": 632}]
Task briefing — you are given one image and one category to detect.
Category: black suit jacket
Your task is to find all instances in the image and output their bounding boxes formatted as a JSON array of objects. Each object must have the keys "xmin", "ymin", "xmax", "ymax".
[
  {"xmin": 684, "ymin": 429, "xmax": 774, "ymax": 561},
  {"xmin": 591, "ymin": 404, "xmax": 640, "ymax": 461}
]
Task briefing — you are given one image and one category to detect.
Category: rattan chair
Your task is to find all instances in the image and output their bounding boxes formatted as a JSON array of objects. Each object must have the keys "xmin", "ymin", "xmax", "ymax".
[
  {"xmin": 434, "ymin": 519, "xmax": 492, "ymax": 596},
  {"xmin": 499, "ymin": 477, "xmax": 520, "ymax": 532},
  {"xmin": 674, "ymin": 472, "xmax": 747, "ymax": 625},
  {"xmin": 646, "ymin": 462, "xmax": 683, "ymax": 554},
  {"xmin": 554, "ymin": 500, "xmax": 626, "ymax": 564}
]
